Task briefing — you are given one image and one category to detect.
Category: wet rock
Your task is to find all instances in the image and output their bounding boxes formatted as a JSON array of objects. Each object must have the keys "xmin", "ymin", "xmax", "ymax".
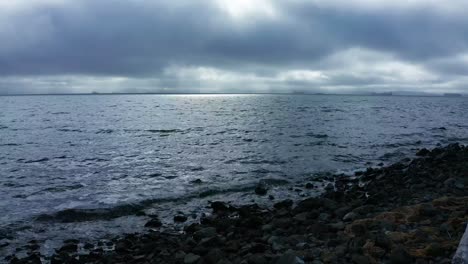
[
  {"xmin": 416, "ymin": 148, "xmax": 430, "ymax": 156},
  {"xmin": 0, "ymin": 242, "xmax": 10, "ymax": 248},
  {"xmin": 274, "ymin": 199, "xmax": 293, "ymax": 209},
  {"xmin": 191, "ymin": 179, "xmax": 203, "ymax": 184},
  {"xmin": 145, "ymin": 218, "xmax": 162, "ymax": 228},
  {"xmin": 174, "ymin": 214, "xmax": 188, "ymax": 222},
  {"xmin": 83, "ymin": 243, "xmax": 94, "ymax": 249},
  {"xmin": 57, "ymin": 243, "xmax": 77, "ymax": 253},
  {"xmin": 211, "ymin": 201, "xmax": 229, "ymax": 213},
  {"xmin": 184, "ymin": 253, "xmax": 201, "ymax": 264},
  {"xmin": 255, "ymin": 182, "xmax": 268, "ymax": 196}
]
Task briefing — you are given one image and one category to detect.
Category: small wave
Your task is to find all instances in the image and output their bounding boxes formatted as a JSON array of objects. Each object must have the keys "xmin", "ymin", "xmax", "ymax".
[
  {"xmin": 188, "ymin": 166, "xmax": 205, "ymax": 172},
  {"xmin": 146, "ymin": 173, "xmax": 162, "ymax": 177},
  {"xmin": 332, "ymin": 154, "xmax": 361, "ymax": 163},
  {"xmin": 372, "ymin": 141, "xmax": 422, "ymax": 148},
  {"xmin": 306, "ymin": 133, "xmax": 328, "ymax": 138},
  {"xmin": 145, "ymin": 129, "xmax": 183, "ymax": 133},
  {"xmin": 0, "ymin": 125, "xmax": 8, "ymax": 130},
  {"xmin": 81, "ymin": 158, "xmax": 109, "ymax": 162},
  {"xmin": 0, "ymin": 143, "xmax": 20, "ymax": 147},
  {"xmin": 35, "ymin": 204, "xmax": 146, "ymax": 223},
  {"xmin": 251, "ymin": 168, "xmax": 272, "ymax": 174},
  {"xmin": 96, "ymin": 129, "xmax": 114, "ymax": 134},
  {"xmin": 321, "ymin": 108, "xmax": 345, "ymax": 113},
  {"xmin": 50, "ymin": 112, "xmax": 70, "ymax": 115},
  {"xmin": 21, "ymin": 158, "xmax": 49, "ymax": 164},
  {"xmin": 57, "ymin": 128, "xmax": 83, "ymax": 133},
  {"xmin": 239, "ymin": 159, "xmax": 287, "ymax": 165},
  {"xmin": 378, "ymin": 151, "xmax": 406, "ymax": 161},
  {"xmin": 41, "ymin": 184, "xmax": 84, "ymax": 193}
]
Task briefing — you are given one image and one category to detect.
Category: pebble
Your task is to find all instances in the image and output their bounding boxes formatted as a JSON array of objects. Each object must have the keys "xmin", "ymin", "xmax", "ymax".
[{"xmin": 184, "ymin": 253, "xmax": 201, "ymax": 264}]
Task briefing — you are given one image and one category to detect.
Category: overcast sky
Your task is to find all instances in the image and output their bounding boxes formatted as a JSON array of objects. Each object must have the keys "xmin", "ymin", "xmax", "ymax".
[{"xmin": 1, "ymin": 0, "xmax": 468, "ymax": 94}]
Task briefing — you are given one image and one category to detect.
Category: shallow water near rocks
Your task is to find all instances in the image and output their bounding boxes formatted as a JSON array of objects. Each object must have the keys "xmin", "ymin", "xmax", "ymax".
[{"xmin": 1, "ymin": 94, "xmax": 468, "ymax": 256}]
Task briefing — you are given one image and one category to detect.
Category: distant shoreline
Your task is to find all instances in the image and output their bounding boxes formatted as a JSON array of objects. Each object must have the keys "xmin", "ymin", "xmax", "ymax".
[{"xmin": 0, "ymin": 92, "xmax": 465, "ymax": 97}]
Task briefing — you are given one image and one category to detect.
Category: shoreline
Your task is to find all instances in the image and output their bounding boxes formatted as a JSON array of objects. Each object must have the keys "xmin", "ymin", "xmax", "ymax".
[{"xmin": 6, "ymin": 144, "xmax": 468, "ymax": 263}]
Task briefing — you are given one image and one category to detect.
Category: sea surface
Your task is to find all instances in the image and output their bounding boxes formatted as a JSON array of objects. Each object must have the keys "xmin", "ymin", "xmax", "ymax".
[{"xmin": 1, "ymin": 94, "xmax": 468, "ymax": 255}]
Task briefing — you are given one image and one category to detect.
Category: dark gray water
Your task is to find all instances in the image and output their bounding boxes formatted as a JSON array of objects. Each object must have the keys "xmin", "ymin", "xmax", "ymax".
[{"xmin": 1, "ymin": 94, "xmax": 468, "ymax": 255}]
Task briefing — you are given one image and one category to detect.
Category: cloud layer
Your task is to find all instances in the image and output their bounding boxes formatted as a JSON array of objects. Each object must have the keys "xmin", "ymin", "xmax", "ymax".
[{"xmin": 1, "ymin": 0, "xmax": 468, "ymax": 94}]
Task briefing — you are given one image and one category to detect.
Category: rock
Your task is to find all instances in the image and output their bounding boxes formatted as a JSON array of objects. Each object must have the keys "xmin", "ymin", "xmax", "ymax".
[
  {"xmin": 0, "ymin": 242, "xmax": 10, "ymax": 248},
  {"xmin": 389, "ymin": 246, "xmax": 413, "ymax": 264},
  {"xmin": 343, "ymin": 212, "xmax": 358, "ymax": 221},
  {"xmin": 335, "ymin": 206, "xmax": 352, "ymax": 219},
  {"xmin": 211, "ymin": 201, "xmax": 229, "ymax": 213},
  {"xmin": 424, "ymin": 243, "xmax": 445, "ymax": 257},
  {"xmin": 184, "ymin": 253, "xmax": 201, "ymax": 264},
  {"xmin": 194, "ymin": 227, "xmax": 217, "ymax": 240},
  {"xmin": 351, "ymin": 254, "xmax": 371, "ymax": 264},
  {"xmin": 305, "ymin": 182, "xmax": 314, "ymax": 189},
  {"xmin": 293, "ymin": 212, "xmax": 309, "ymax": 222},
  {"xmin": 295, "ymin": 197, "xmax": 322, "ymax": 212},
  {"xmin": 444, "ymin": 178, "xmax": 456, "ymax": 188},
  {"xmin": 205, "ymin": 248, "xmax": 224, "ymax": 264},
  {"xmin": 145, "ymin": 218, "xmax": 162, "ymax": 228},
  {"xmin": 416, "ymin": 148, "xmax": 430, "ymax": 156},
  {"xmin": 325, "ymin": 183, "xmax": 334, "ymax": 191},
  {"xmin": 83, "ymin": 243, "xmax": 94, "ymax": 249},
  {"xmin": 63, "ymin": 239, "xmax": 79, "ymax": 244},
  {"xmin": 274, "ymin": 199, "xmax": 293, "ymax": 209},
  {"xmin": 114, "ymin": 239, "xmax": 132, "ymax": 253},
  {"xmin": 199, "ymin": 236, "xmax": 223, "ymax": 248},
  {"xmin": 261, "ymin": 224, "xmax": 274, "ymax": 232},
  {"xmin": 174, "ymin": 214, "xmax": 188, "ymax": 222},
  {"xmin": 248, "ymin": 254, "xmax": 268, "ymax": 264},
  {"xmin": 255, "ymin": 182, "xmax": 268, "ymax": 196},
  {"xmin": 275, "ymin": 251, "xmax": 305, "ymax": 264},
  {"xmin": 216, "ymin": 259, "xmax": 233, "ymax": 264},
  {"xmin": 191, "ymin": 179, "xmax": 203, "ymax": 184},
  {"xmin": 318, "ymin": 213, "xmax": 330, "ymax": 222},
  {"xmin": 58, "ymin": 243, "xmax": 77, "ymax": 253},
  {"xmin": 329, "ymin": 222, "xmax": 345, "ymax": 230}
]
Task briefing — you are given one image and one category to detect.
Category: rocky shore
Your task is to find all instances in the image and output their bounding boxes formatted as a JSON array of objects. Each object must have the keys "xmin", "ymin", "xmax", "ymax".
[{"xmin": 7, "ymin": 144, "xmax": 468, "ymax": 264}]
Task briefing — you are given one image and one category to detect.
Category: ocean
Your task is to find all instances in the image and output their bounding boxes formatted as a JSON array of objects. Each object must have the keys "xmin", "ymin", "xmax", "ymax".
[{"xmin": 1, "ymin": 94, "xmax": 467, "ymax": 255}]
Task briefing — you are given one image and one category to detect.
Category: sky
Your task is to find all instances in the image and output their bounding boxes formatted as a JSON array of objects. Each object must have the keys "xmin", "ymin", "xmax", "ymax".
[{"xmin": 1, "ymin": 0, "xmax": 468, "ymax": 94}]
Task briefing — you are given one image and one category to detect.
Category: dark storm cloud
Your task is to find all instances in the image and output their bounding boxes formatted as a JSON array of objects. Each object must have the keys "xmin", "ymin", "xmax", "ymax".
[
  {"xmin": 1, "ymin": 0, "xmax": 468, "ymax": 93},
  {"xmin": 283, "ymin": 2, "xmax": 468, "ymax": 61}
]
